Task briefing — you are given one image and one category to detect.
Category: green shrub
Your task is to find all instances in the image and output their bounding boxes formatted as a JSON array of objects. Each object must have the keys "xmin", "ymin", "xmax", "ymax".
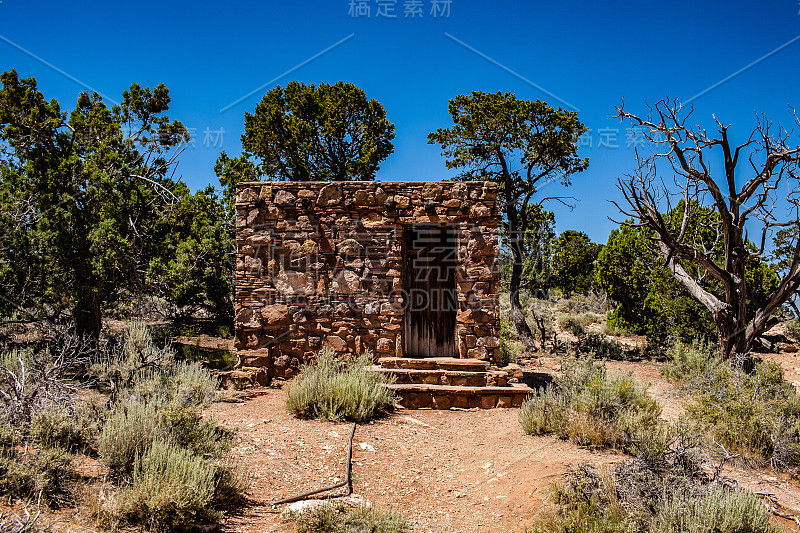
[
  {"xmin": 344, "ymin": 504, "xmax": 407, "ymax": 532},
  {"xmin": 559, "ymin": 313, "xmax": 602, "ymax": 330},
  {"xmin": 519, "ymin": 386, "xmax": 569, "ymax": 436},
  {"xmin": 529, "ymin": 457, "xmax": 776, "ymax": 533},
  {"xmin": 661, "ymin": 340, "xmax": 718, "ymax": 386},
  {"xmin": 31, "ymin": 405, "xmax": 102, "ymax": 451},
  {"xmin": 568, "ymin": 369, "xmax": 662, "ymax": 452},
  {"xmin": 286, "ymin": 350, "xmax": 398, "ymax": 422},
  {"xmin": 601, "ymin": 323, "xmax": 634, "ymax": 337},
  {"xmin": 650, "ymin": 486, "xmax": 779, "ymax": 533},
  {"xmin": 661, "ymin": 340, "xmax": 800, "ymax": 470},
  {"xmin": 554, "ymin": 356, "xmax": 606, "ymax": 400},
  {"xmin": 161, "ymin": 402, "xmax": 234, "ymax": 459},
  {"xmin": 180, "ymin": 344, "xmax": 235, "ymax": 370},
  {"xmin": 554, "ymin": 292, "xmax": 609, "ymax": 315},
  {"xmin": 686, "ymin": 360, "xmax": 800, "ymax": 467},
  {"xmin": 129, "ymin": 361, "xmax": 218, "ymax": 407},
  {"xmin": 90, "ymin": 320, "xmax": 176, "ymax": 397},
  {"xmin": 293, "ymin": 503, "xmax": 339, "ymax": 533},
  {"xmin": 114, "ymin": 440, "xmax": 218, "ymax": 529},
  {"xmin": 0, "ymin": 424, "xmax": 20, "ymax": 451},
  {"xmin": 520, "ymin": 358, "xmax": 664, "ymax": 454},
  {"xmin": 529, "ymin": 464, "xmax": 647, "ymax": 533},
  {"xmin": 558, "ymin": 314, "xmax": 586, "ymax": 337},
  {"xmin": 289, "ymin": 502, "xmax": 407, "ymax": 533},
  {"xmin": 98, "ymin": 397, "xmax": 167, "ymax": 473},
  {"xmin": 575, "ymin": 333, "xmax": 628, "ymax": 359},
  {"xmin": 500, "ymin": 338, "xmax": 522, "ymax": 364},
  {"xmin": 99, "ymin": 395, "xmax": 234, "ymax": 474},
  {"xmin": 785, "ymin": 319, "xmax": 800, "ymax": 339},
  {"xmin": 0, "ymin": 446, "xmax": 73, "ymax": 507},
  {"xmin": 500, "ymin": 317, "xmax": 516, "ymax": 341}
]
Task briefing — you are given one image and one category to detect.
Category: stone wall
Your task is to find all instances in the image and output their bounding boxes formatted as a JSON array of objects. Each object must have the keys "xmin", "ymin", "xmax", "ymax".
[{"xmin": 234, "ymin": 181, "xmax": 500, "ymax": 378}]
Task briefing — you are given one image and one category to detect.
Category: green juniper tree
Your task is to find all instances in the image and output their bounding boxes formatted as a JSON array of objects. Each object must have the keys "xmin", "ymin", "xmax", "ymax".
[
  {"xmin": 216, "ymin": 80, "xmax": 396, "ymax": 202},
  {"xmin": 0, "ymin": 70, "xmax": 189, "ymax": 338},
  {"xmin": 598, "ymin": 203, "xmax": 779, "ymax": 345},
  {"xmin": 551, "ymin": 230, "xmax": 602, "ymax": 297},
  {"xmin": 429, "ymin": 92, "xmax": 588, "ymax": 347}
]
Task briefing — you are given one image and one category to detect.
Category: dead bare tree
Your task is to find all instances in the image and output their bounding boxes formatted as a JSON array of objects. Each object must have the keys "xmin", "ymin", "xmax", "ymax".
[
  {"xmin": 0, "ymin": 323, "xmax": 94, "ymax": 424},
  {"xmin": 614, "ymin": 98, "xmax": 800, "ymax": 359}
]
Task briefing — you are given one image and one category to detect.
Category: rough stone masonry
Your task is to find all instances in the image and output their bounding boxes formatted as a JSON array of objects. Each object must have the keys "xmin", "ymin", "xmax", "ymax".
[{"xmin": 234, "ymin": 181, "xmax": 500, "ymax": 379}]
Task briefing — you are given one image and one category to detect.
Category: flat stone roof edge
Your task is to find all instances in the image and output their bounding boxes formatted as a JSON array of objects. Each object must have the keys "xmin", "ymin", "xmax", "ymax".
[{"xmin": 236, "ymin": 180, "xmax": 494, "ymax": 186}]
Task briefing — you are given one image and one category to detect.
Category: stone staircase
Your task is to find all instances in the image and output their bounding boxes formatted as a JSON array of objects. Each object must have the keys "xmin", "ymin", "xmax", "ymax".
[{"xmin": 375, "ymin": 357, "xmax": 534, "ymax": 410}]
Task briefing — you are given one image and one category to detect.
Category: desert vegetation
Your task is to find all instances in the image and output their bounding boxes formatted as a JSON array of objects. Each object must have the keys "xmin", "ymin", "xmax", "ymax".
[
  {"xmin": 519, "ymin": 357, "xmax": 664, "ymax": 454},
  {"xmin": 509, "ymin": 294, "xmax": 800, "ymax": 533},
  {"xmin": 286, "ymin": 349, "xmax": 398, "ymax": 422},
  {"xmin": 2, "ymin": 50, "xmax": 800, "ymax": 532},
  {"xmin": 283, "ymin": 501, "xmax": 407, "ymax": 533},
  {"xmin": 0, "ymin": 321, "xmax": 244, "ymax": 532},
  {"xmin": 662, "ymin": 342, "xmax": 800, "ymax": 470},
  {"xmin": 528, "ymin": 459, "xmax": 779, "ymax": 533}
]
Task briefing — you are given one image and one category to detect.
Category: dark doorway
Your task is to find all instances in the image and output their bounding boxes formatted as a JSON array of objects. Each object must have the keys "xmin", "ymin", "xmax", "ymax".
[{"xmin": 403, "ymin": 225, "xmax": 457, "ymax": 357}]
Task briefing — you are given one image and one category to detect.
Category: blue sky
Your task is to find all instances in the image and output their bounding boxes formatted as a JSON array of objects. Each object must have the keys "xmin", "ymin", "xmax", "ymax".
[{"xmin": 2, "ymin": 0, "xmax": 800, "ymax": 242}]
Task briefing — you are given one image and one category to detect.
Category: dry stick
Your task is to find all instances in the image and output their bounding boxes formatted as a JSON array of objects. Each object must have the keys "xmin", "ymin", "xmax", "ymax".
[{"xmin": 270, "ymin": 422, "xmax": 357, "ymax": 506}]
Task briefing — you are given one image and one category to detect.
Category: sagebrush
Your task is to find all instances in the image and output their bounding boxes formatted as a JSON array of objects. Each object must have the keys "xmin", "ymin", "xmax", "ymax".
[
  {"xmin": 286, "ymin": 502, "xmax": 407, "ymax": 533},
  {"xmin": 528, "ymin": 448, "xmax": 777, "ymax": 533},
  {"xmin": 286, "ymin": 350, "xmax": 398, "ymax": 422},
  {"xmin": 519, "ymin": 357, "xmax": 664, "ymax": 454},
  {"xmin": 664, "ymin": 341, "xmax": 800, "ymax": 469}
]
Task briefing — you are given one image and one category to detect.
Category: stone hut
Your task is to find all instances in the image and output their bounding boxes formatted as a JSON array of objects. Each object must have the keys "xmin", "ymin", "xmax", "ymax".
[{"xmin": 234, "ymin": 181, "xmax": 500, "ymax": 379}]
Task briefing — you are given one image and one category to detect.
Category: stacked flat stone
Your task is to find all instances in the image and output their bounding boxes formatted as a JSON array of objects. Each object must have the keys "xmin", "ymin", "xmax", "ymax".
[{"xmin": 234, "ymin": 181, "xmax": 500, "ymax": 379}]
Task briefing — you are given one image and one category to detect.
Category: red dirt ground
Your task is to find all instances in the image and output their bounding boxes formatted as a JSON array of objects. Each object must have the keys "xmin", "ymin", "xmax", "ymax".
[
  {"xmin": 208, "ymin": 383, "xmax": 621, "ymax": 533},
  {"xmin": 12, "ymin": 346, "xmax": 800, "ymax": 532}
]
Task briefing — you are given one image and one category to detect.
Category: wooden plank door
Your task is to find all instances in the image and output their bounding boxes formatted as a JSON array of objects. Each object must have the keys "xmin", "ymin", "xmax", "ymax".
[{"xmin": 403, "ymin": 226, "xmax": 457, "ymax": 357}]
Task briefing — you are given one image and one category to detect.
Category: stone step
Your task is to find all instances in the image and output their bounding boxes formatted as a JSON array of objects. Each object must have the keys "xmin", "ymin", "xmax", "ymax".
[
  {"xmin": 378, "ymin": 357, "xmax": 490, "ymax": 372},
  {"xmin": 386, "ymin": 383, "xmax": 533, "ymax": 410},
  {"xmin": 373, "ymin": 366, "xmax": 508, "ymax": 387}
]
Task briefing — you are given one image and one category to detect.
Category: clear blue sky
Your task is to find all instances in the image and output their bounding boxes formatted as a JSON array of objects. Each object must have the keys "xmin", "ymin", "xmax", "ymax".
[{"xmin": 2, "ymin": 0, "xmax": 799, "ymax": 242}]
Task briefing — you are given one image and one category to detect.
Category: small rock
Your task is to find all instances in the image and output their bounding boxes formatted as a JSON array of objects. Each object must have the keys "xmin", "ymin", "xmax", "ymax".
[
  {"xmin": 274, "ymin": 190, "xmax": 297, "ymax": 206},
  {"xmin": 317, "ymin": 182, "xmax": 342, "ymax": 206}
]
